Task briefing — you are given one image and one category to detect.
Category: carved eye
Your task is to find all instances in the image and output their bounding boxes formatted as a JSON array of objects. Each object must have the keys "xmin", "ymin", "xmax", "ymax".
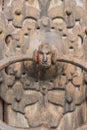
[
  {"xmin": 46, "ymin": 51, "xmax": 51, "ymax": 55},
  {"xmin": 39, "ymin": 51, "xmax": 43, "ymax": 55}
]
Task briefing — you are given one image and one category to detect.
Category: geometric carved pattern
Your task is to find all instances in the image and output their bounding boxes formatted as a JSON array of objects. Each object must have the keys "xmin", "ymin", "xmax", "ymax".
[{"xmin": 0, "ymin": 0, "xmax": 87, "ymax": 130}]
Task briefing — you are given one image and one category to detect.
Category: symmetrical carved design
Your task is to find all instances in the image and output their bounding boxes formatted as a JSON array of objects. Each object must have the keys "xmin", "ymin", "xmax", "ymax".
[{"xmin": 0, "ymin": 0, "xmax": 87, "ymax": 130}]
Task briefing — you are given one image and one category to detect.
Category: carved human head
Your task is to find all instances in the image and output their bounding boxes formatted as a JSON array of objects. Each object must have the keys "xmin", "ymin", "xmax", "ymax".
[{"xmin": 33, "ymin": 43, "xmax": 57, "ymax": 68}]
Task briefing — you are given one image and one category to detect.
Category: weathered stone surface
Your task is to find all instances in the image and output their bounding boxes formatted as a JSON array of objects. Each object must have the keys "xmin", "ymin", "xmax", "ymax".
[{"xmin": 0, "ymin": 0, "xmax": 87, "ymax": 130}]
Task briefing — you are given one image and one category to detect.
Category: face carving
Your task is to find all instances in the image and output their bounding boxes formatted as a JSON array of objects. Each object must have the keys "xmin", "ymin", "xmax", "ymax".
[{"xmin": 33, "ymin": 43, "xmax": 57, "ymax": 68}]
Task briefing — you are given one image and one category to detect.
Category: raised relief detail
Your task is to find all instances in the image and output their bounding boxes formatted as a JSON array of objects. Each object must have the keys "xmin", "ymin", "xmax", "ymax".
[{"xmin": 0, "ymin": 0, "xmax": 87, "ymax": 130}]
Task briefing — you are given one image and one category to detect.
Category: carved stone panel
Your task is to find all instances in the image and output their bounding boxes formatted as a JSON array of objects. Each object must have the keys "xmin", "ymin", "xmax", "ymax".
[{"xmin": 0, "ymin": 0, "xmax": 87, "ymax": 130}]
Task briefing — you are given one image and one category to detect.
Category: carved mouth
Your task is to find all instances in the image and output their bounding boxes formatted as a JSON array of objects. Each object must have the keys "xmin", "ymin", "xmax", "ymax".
[
  {"xmin": 40, "ymin": 62, "xmax": 50, "ymax": 68},
  {"xmin": 41, "ymin": 64, "xmax": 50, "ymax": 68}
]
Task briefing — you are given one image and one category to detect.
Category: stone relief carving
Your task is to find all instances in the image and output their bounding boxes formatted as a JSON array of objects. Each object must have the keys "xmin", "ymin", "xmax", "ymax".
[{"xmin": 0, "ymin": 0, "xmax": 87, "ymax": 130}]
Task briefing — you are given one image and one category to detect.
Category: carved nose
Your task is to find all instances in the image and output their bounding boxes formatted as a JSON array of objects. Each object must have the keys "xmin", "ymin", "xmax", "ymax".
[{"xmin": 43, "ymin": 54, "xmax": 47, "ymax": 63}]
